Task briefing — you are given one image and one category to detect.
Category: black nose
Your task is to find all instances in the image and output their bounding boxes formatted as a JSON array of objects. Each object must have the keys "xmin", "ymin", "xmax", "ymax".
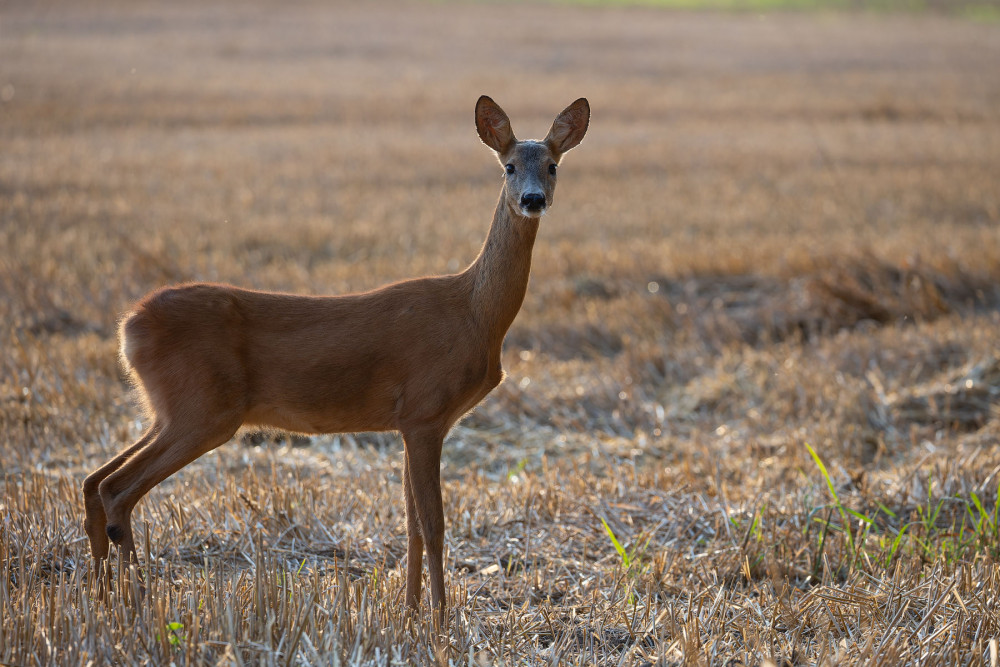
[{"xmin": 521, "ymin": 193, "xmax": 546, "ymax": 211}]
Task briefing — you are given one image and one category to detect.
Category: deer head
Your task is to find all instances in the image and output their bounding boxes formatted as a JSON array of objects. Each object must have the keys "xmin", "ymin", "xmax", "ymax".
[{"xmin": 475, "ymin": 96, "xmax": 590, "ymax": 219}]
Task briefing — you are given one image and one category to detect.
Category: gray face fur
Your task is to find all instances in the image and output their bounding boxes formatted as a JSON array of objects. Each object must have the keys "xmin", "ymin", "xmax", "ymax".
[
  {"xmin": 500, "ymin": 141, "xmax": 558, "ymax": 219},
  {"xmin": 475, "ymin": 96, "xmax": 590, "ymax": 220}
]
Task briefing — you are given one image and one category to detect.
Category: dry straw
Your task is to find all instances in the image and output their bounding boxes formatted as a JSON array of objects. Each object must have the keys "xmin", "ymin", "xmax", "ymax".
[{"xmin": 3, "ymin": 1, "xmax": 1000, "ymax": 664}]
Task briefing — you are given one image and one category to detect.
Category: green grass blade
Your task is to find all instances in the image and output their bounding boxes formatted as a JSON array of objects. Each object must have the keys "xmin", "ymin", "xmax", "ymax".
[
  {"xmin": 805, "ymin": 443, "xmax": 840, "ymax": 506},
  {"xmin": 845, "ymin": 507, "xmax": 874, "ymax": 525},
  {"xmin": 971, "ymin": 492, "xmax": 994, "ymax": 532},
  {"xmin": 601, "ymin": 517, "xmax": 630, "ymax": 569}
]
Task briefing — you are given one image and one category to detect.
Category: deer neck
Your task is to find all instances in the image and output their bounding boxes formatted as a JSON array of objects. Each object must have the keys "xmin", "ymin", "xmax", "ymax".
[{"xmin": 467, "ymin": 193, "xmax": 539, "ymax": 348}]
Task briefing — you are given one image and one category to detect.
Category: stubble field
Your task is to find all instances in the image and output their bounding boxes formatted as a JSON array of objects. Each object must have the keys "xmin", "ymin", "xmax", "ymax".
[{"xmin": 2, "ymin": 1, "xmax": 1000, "ymax": 664}]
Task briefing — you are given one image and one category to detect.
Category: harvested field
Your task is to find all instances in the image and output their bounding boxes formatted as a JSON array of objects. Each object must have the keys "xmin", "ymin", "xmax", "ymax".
[{"xmin": 2, "ymin": 1, "xmax": 1000, "ymax": 664}]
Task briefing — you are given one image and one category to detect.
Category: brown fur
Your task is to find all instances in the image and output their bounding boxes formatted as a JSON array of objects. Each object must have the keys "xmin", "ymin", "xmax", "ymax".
[{"xmin": 83, "ymin": 96, "xmax": 589, "ymax": 623}]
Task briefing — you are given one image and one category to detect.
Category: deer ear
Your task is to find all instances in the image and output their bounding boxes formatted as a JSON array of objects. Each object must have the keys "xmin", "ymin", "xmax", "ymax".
[
  {"xmin": 476, "ymin": 96, "xmax": 516, "ymax": 155},
  {"xmin": 545, "ymin": 98, "xmax": 590, "ymax": 157}
]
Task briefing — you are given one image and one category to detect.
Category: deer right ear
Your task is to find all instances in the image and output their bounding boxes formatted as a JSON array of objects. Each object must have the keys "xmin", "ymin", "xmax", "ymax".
[{"xmin": 476, "ymin": 96, "xmax": 516, "ymax": 155}]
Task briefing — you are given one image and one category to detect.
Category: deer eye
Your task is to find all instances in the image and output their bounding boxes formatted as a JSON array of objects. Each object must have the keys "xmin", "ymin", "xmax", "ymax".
[
  {"xmin": 505, "ymin": 164, "xmax": 515, "ymax": 174},
  {"xmin": 548, "ymin": 164, "xmax": 557, "ymax": 175}
]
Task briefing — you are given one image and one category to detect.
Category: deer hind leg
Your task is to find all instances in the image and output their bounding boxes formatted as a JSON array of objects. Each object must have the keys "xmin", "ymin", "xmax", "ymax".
[
  {"xmin": 83, "ymin": 425, "xmax": 161, "ymax": 563},
  {"xmin": 402, "ymin": 428, "xmax": 446, "ymax": 625},
  {"xmin": 98, "ymin": 413, "xmax": 242, "ymax": 564}
]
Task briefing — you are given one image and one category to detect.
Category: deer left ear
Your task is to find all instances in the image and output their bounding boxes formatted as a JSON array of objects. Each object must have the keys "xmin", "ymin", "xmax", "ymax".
[{"xmin": 545, "ymin": 98, "xmax": 590, "ymax": 158}]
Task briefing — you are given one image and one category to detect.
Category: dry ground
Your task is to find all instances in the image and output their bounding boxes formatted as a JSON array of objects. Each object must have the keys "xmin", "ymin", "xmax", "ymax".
[{"xmin": 3, "ymin": 1, "xmax": 1000, "ymax": 664}]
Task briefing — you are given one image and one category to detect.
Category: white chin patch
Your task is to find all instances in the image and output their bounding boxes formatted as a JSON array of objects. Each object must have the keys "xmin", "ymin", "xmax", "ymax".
[{"xmin": 520, "ymin": 207, "xmax": 546, "ymax": 219}]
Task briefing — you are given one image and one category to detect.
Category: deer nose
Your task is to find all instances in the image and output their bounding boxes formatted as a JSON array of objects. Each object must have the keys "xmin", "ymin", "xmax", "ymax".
[{"xmin": 520, "ymin": 193, "xmax": 546, "ymax": 211}]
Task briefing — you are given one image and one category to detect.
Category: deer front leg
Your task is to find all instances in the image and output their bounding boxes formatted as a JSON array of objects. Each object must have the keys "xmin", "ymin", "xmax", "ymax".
[
  {"xmin": 402, "ymin": 428, "xmax": 446, "ymax": 625},
  {"xmin": 403, "ymin": 454, "xmax": 424, "ymax": 609}
]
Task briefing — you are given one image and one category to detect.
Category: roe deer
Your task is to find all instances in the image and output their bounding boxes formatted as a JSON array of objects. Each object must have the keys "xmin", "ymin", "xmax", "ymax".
[{"xmin": 83, "ymin": 96, "xmax": 590, "ymax": 622}]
